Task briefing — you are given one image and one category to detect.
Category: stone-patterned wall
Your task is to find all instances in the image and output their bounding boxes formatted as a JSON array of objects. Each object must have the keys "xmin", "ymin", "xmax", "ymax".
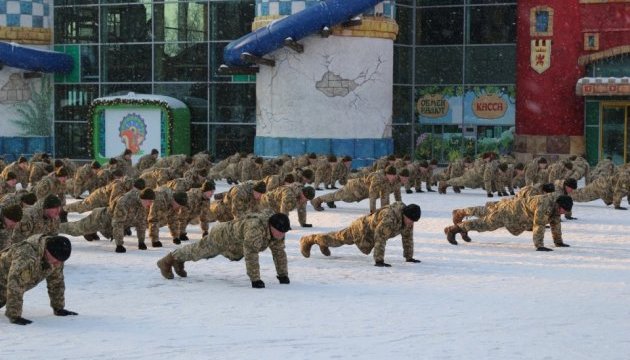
[{"xmin": 514, "ymin": 134, "xmax": 585, "ymax": 163}]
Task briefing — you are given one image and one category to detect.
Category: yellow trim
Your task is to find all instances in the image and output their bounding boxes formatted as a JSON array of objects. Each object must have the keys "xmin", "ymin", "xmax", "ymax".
[
  {"xmin": 0, "ymin": 26, "xmax": 51, "ymax": 44},
  {"xmin": 252, "ymin": 16, "xmax": 398, "ymax": 40},
  {"xmin": 578, "ymin": 45, "xmax": 630, "ymax": 66},
  {"xmin": 529, "ymin": 6, "xmax": 554, "ymax": 37},
  {"xmin": 600, "ymin": 101, "xmax": 630, "ymax": 163}
]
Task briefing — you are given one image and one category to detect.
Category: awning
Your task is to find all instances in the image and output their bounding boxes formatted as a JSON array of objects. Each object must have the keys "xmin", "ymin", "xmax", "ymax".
[
  {"xmin": 576, "ymin": 77, "xmax": 630, "ymax": 96},
  {"xmin": 0, "ymin": 41, "xmax": 73, "ymax": 74}
]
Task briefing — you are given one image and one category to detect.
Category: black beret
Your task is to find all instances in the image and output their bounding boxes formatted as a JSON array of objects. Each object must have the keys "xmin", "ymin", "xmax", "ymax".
[
  {"xmin": 20, "ymin": 192, "xmax": 37, "ymax": 205},
  {"xmin": 172, "ymin": 191, "xmax": 188, "ymax": 207},
  {"xmin": 556, "ymin": 195, "xmax": 573, "ymax": 212},
  {"xmin": 253, "ymin": 181, "xmax": 267, "ymax": 194},
  {"xmin": 43, "ymin": 194, "xmax": 62, "ymax": 209},
  {"xmin": 399, "ymin": 168, "xmax": 410, "ymax": 177},
  {"xmin": 133, "ymin": 178, "xmax": 146, "ymax": 190},
  {"xmin": 139, "ymin": 188, "xmax": 155, "ymax": 200},
  {"xmin": 302, "ymin": 186, "xmax": 315, "ymax": 200},
  {"xmin": 46, "ymin": 236, "xmax": 72, "ymax": 262},
  {"xmin": 563, "ymin": 178, "xmax": 578, "ymax": 190},
  {"xmin": 402, "ymin": 204, "xmax": 421, "ymax": 221},
  {"xmin": 385, "ymin": 166, "xmax": 397, "ymax": 175},
  {"xmin": 269, "ymin": 213, "xmax": 291, "ymax": 232},
  {"xmin": 2, "ymin": 204, "xmax": 23, "ymax": 222},
  {"xmin": 91, "ymin": 160, "xmax": 101, "ymax": 169},
  {"xmin": 541, "ymin": 183, "xmax": 556, "ymax": 193},
  {"xmin": 201, "ymin": 180, "xmax": 216, "ymax": 192}
]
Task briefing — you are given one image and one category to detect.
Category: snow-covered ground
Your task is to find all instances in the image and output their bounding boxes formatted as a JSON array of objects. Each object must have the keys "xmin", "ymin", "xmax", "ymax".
[{"xmin": 2, "ymin": 181, "xmax": 630, "ymax": 359}]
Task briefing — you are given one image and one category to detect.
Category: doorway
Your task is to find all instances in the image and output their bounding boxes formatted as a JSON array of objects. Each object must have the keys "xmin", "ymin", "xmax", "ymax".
[{"xmin": 601, "ymin": 103, "xmax": 629, "ymax": 164}]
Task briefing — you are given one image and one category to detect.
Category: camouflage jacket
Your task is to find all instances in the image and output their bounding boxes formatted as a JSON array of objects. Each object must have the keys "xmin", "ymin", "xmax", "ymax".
[
  {"xmin": 223, "ymin": 182, "xmax": 262, "ymax": 219},
  {"xmin": 140, "ymin": 168, "xmax": 175, "ymax": 189},
  {"xmin": 491, "ymin": 194, "xmax": 562, "ymax": 245},
  {"xmin": 148, "ymin": 187, "xmax": 184, "ymax": 240},
  {"xmin": 260, "ymin": 183, "xmax": 307, "ymax": 225},
  {"xmin": 1, "ymin": 162, "xmax": 29, "ymax": 188},
  {"xmin": 109, "ymin": 189, "xmax": 147, "ymax": 243},
  {"xmin": 207, "ymin": 211, "xmax": 287, "ymax": 281},
  {"xmin": 32, "ymin": 174, "xmax": 66, "ymax": 204},
  {"xmin": 135, "ymin": 154, "xmax": 157, "ymax": 172},
  {"xmin": 0, "ymin": 234, "xmax": 65, "ymax": 319},
  {"xmin": 345, "ymin": 201, "xmax": 414, "ymax": 263},
  {"xmin": 11, "ymin": 202, "xmax": 59, "ymax": 243},
  {"xmin": 366, "ymin": 170, "xmax": 402, "ymax": 213},
  {"xmin": 178, "ymin": 188, "xmax": 212, "ymax": 234}
]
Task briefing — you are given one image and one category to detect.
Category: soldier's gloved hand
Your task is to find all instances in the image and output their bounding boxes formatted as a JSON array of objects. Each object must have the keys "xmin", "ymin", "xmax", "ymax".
[
  {"xmin": 277, "ymin": 275, "xmax": 290, "ymax": 284},
  {"xmin": 374, "ymin": 261, "xmax": 391, "ymax": 267},
  {"xmin": 54, "ymin": 308, "xmax": 78, "ymax": 316},
  {"xmin": 202, "ymin": 230, "xmax": 209, "ymax": 237},
  {"xmin": 10, "ymin": 317, "xmax": 32, "ymax": 325},
  {"xmin": 251, "ymin": 280, "xmax": 265, "ymax": 288},
  {"xmin": 406, "ymin": 258, "xmax": 421, "ymax": 263},
  {"xmin": 565, "ymin": 215, "xmax": 578, "ymax": 220},
  {"xmin": 487, "ymin": 193, "xmax": 493, "ymax": 198},
  {"xmin": 172, "ymin": 237, "xmax": 181, "ymax": 245},
  {"xmin": 509, "ymin": 190, "xmax": 515, "ymax": 196},
  {"xmin": 300, "ymin": 223, "xmax": 313, "ymax": 228},
  {"xmin": 179, "ymin": 233, "xmax": 189, "ymax": 241}
]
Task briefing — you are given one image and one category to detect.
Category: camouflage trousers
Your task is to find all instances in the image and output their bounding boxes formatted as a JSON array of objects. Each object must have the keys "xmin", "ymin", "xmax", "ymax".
[
  {"xmin": 72, "ymin": 178, "xmax": 96, "ymax": 198},
  {"xmin": 59, "ymin": 207, "xmax": 113, "ymax": 239},
  {"xmin": 446, "ymin": 176, "xmax": 482, "ymax": 189},
  {"xmin": 209, "ymin": 202, "xmax": 235, "ymax": 222},
  {"xmin": 571, "ymin": 187, "xmax": 613, "ymax": 206},
  {"xmin": 65, "ymin": 195, "xmax": 107, "ymax": 213},
  {"xmin": 316, "ymin": 186, "xmax": 369, "ymax": 204},
  {"xmin": 311, "ymin": 228, "xmax": 375, "ymax": 256}
]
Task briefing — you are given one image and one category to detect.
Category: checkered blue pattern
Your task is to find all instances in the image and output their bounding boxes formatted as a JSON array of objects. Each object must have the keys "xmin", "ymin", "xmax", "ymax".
[
  {"xmin": 256, "ymin": 0, "xmax": 393, "ymax": 18},
  {"xmin": 0, "ymin": 0, "xmax": 49, "ymax": 28}
]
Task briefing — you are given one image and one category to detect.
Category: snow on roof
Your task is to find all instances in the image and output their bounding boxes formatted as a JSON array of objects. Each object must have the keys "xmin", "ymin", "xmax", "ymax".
[
  {"xmin": 577, "ymin": 77, "xmax": 630, "ymax": 84},
  {"xmin": 94, "ymin": 92, "xmax": 188, "ymax": 109}
]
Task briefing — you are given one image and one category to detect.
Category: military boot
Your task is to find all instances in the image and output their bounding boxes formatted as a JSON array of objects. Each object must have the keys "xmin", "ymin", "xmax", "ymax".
[
  {"xmin": 438, "ymin": 181, "xmax": 448, "ymax": 194},
  {"xmin": 460, "ymin": 231, "xmax": 472, "ymax": 242},
  {"xmin": 173, "ymin": 259, "xmax": 187, "ymax": 277},
  {"xmin": 444, "ymin": 225, "xmax": 461, "ymax": 245},
  {"xmin": 299, "ymin": 235, "xmax": 316, "ymax": 258},
  {"xmin": 326, "ymin": 201, "xmax": 336, "ymax": 209},
  {"xmin": 453, "ymin": 186, "xmax": 462, "ymax": 193},
  {"xmin": 311, "ymin": 198, "xmax": 324, "ymax": 211},
  {"xmin": 157, "ymin": 253, "xmax": 175, "ymax": 279},
  {"xmin": 452, "ymin": 209, "xmax": 467, "ymax": 225}
]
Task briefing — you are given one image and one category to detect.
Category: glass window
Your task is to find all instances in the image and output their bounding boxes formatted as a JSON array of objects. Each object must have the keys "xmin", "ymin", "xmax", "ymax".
[
  {"xmin": 392, "ymin": 124, "xmax": 414, "ymax": 157},
  {"xmin": 80, "ymin": 45, "xmax": 99, "ymax": 82},
  {"xmin": 190, "ymin": 123, "xmax": 209, "ymax": 154},
  {"xmin": 210, "ymin": 42, "xmax": 233, "ymax": 81},
  {"xmin": 588, "ymin": 54, "xmax": 630, "ymax": 77},
  {"xmin": 467, "ymin": 0, "xmax": 514, "ymax": 4},
  {"xmin": 468, "ymin": 5, "xmax": 516, "ymax": 44},
  {"xmin": 101, "ymin": 84, "xmax": 152, "ymax": 97},
  {"xmin": 395, "ymin": 5, "xmax": 413, "ymax": 45},
  {"xmin": 54, "ymin": 85, "xmax": 99, "ymax": 121},
  {"xmin": 416, "ymin": 7, "xmax": 463, "ymax": 45},
  {"xmin": 54, "ymin": 7, "xmax": 98, "ymax": 44},
  {"xmin": 393, "ymin": 46, "xmax": 412, "ymax": 85},
  {"xmin": 55, "ymin": 122, "xmax": 91, "ymax": 159},
  {"xmin": 154, "ymin": 83, "xmax": 208, "ymax": 124},
  {"xmin": 101, "ymin": 4, "xmax": 153, "ymax": 43},
  {"xmin": 465, "ymin": 45, "xmax": 516, "ymax": 84},
  {"xmin": 155, "ymin": 43, "xmax": 208, "ymax": 81},
  {"xmin": 393, "ymin": 86, "xmax": 412, "ymax": 124},
  {"xmin": 535, "ymin": 10, "xmax": 549, "ymax": 33},
  {"xmin": 101, "ymin": 44, "xmax": 152, "ymax": 82},
  {"xmin": 417, "ymin": 0, "xmax": 463, "ymax": 5},
  {"xmin": 54, "ymin": 0, "xmax": 98, "ymax": 5},
  {"xmin": 415, "ymin": 46, "xmax": 463, "ymax": 84},
  {"xmin": 209, "ymin": 1, "xmax": 255, "ymax": 41},
  {"xmin": 211, "ymin": 83, "xmax": 256, "ymax": 123},
  {"xmin": 208, "ymin": 124, "xmax": 256, "ymax": 159},
  {"xmin": 152, "ymin": 1, "xmax": 208, "ymax": 42}
]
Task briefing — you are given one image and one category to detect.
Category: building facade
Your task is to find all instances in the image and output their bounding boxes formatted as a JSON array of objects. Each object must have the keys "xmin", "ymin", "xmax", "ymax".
[{"xmin": 0, "ymin": 0, "xmax": 628, "ymax": 164}]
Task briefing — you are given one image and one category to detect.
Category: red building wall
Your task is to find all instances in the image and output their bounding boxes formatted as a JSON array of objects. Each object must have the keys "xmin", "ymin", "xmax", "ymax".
[{"xmin": 516, "ymin": 1, "xmax": 584, "ymax": 137}]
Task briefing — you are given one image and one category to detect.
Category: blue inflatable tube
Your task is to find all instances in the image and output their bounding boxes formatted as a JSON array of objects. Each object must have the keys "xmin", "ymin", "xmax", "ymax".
[
  {"xmin": 223, "ymin": 0, "xmax": 384, "ymax": 67},
  {"xmin": 0, "ymin": 41, "xmax": 73, "ymax": 74}
]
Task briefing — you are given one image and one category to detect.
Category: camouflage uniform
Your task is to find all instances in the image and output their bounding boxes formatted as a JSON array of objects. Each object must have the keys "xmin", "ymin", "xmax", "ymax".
[
  {"xmin": 209, "ymin": 152, "xmax": 241, "ymax": 178},
  {"xmin": 262, "ymin": 174, "xmax": 285, "ymax": 192},
  {"xmin": 28, "ymin": 161, "xmax": 51, "ymax": 186},
  {"xmin": 0, "ymin": 190, "xmax": 31, "ymax": 208},
  {"xmin": 237, "ymin": 156, "xmax": 263, "ymax": 182},
  {"xmin": 1, "ymin": 161, "xmax": 29, "ymax": 189},
  {"xmin": 177, "ymin": 188, "xmax": 212, "ymax": 237},
  {"xmin": 0, "ymin": 234, "xmax": 66, "ymax": 321},
  {"xmin": 170, "ymin": 211, "xmax": 288, "ymax": 282},
  {"xmin": 0, "ymin": 180, "xmax": 15, "ymax": 196},
  {"xmin": 260, "ymin": 183, "xmax": 309, "ymax": 226},
  {"xmin": 312, "ymin": 157, "xmax": 334, "ymax": 190},
  {"xmin": 11, "ymin": 201, "xmax": 60, "ymax": 244},
  {"xmin": 110, "ymin": 189, "xmax": 148, "ymax": 247},
  {"xmin": 32, "ymin": 173, "xmax": 67, "ymax": 206},
  {"xmin": 587, "ymin": 158, "xmax": 615, "ymax": 184},
  {"xmin": 64, "ymin": 177, "xmax": 127, "ymax": 213},
  {"xmin": 331, "ymin": 159, "xmax": 351, "ymax": 188},
  {"xmin": 154, "ymin": 154, "xmax": 190, "ymax": 178},
  {"xmin": 571, "ymin": 171, "xmax": 630, "ymax": 208},
  {"xmin": 135, "ymin": 153, "xmax": 158, "ymax": 172},
  {"xmin": 524, "ymin": 157, "xmax": 549, "ymax": 186},
  {"xmin": 59, "ymin": 207, "xmax": 113, "ymax": 239},
  {"xmin": 71, "ymin": 163, "xmax": 98, "ymax": 198},
  {"xmin": 147, "ymin": 187, "xmax": 185, "ymax": 243},
  {"xmin": 570, "ymin": 156, "xmax": 590, "ymax": 182},
  {"xmin": 140, "ymin": 167, "xmax": 175, "ymax": 189},
  {"xmin": 444, "ymin": 159, "xmax": 486, "ymax": 190},
  {"xmin": 313, "ymin": 170, "xmax": 403, "ymax": 213},
  {"xmin": 210, "ymin": 181, "xmax": 262, "ymax": 222},
  {"xmin": 495, "ymin": 164, "xmax": 516, "ymax": 196},
  {"xmin": 300, "ymin": 202, "xmax": 415, "ymax": 263},
  {"xmin": 457, "ymin": 194, "xmax": 565, "ymax": 248},
  {"xmin": 165, "ymin": 168, "xmax": 204, "ymax": 193}
]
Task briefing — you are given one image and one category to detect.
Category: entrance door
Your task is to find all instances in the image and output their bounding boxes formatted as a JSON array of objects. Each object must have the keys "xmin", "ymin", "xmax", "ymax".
[{"xmin": 601, "ymin": 104, "xmax": 629, "ymax": 164}]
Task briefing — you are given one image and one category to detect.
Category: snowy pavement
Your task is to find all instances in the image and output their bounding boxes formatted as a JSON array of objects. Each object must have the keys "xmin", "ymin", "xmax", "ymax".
[{"xmin": 2, "ymin": 181, "xmax": 629, "ymax": 359}]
